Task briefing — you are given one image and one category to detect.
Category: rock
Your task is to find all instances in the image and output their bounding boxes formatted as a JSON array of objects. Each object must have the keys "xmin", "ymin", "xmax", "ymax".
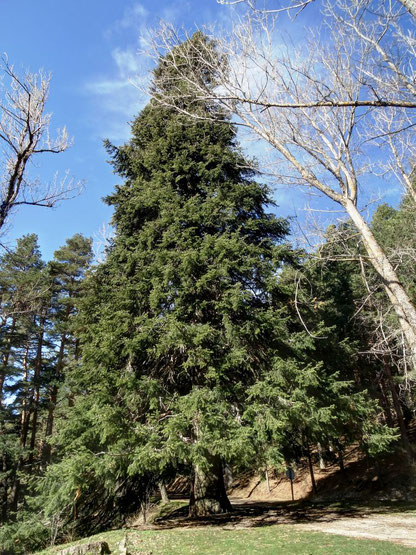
[{"xmin": 56, "ymin": 540, "xmax": 111, "ymax": 555}]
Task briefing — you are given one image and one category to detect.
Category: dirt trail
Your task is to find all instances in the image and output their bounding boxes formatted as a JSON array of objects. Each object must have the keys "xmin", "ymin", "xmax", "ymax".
[
  {"xmin": 293, "ymin": 513, "xmax": 416, "ymax": 548},
  {"xmin": 150, "ymin": 497, "xmax": 416, "ymax": 548},
  {"xmin": 228, "ymin": 499, "xmax": 416, "ymax": 549}
]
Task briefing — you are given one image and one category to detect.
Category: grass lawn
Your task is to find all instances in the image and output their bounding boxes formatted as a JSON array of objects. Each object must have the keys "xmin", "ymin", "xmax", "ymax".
[{"xmin": 37, "ymin": 525, "xmax": 416, "ymax": 554}]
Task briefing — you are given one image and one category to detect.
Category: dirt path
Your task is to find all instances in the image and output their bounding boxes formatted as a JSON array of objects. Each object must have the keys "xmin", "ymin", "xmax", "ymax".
[
  {"xmin": 146, "ymin": 498, "xmax": 416, "ymax": 549},
  {"xmin": 228, "ymin": 499, "xmax": 416, "ymax": 549},
  {"xmin": 293, "ymin": 513, "xmax": 416, "ymax": 549}
]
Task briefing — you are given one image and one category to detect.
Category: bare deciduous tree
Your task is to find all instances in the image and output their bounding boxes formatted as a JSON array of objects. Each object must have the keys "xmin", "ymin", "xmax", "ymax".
[
  {"xmin": 0, "ymin": 58, "xmax": 82, "ymax": 232},
  {"xmin": 144, "ymin": 0, "xmax": 416, "ymax": 364},
  {"xmin": 218, "ymin": 0, "xmax": 416, "ymax": 21},
  {"xmin": 217, "ymin": 0, "xmax": 315, "ymax": 17}
]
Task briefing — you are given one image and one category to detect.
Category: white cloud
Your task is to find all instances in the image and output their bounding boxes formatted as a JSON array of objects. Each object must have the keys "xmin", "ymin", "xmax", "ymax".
[
  {"xmin": 119, "ymin": 3, "xmax": 148, "ymax": 28},
  {"xmin": 85, "ymin": 78, "xmax": 131, "ymax": 96},
  {"xmin": 105, "ymin": 2, "xmax": 149, "ymax": 36},
  {"xmin": 84, "ymin": 67, "xmax": 146, "ymax": 141},
  {"xmin": 112, "ymin": 47, "xmax": 143, "ymax": 77}
]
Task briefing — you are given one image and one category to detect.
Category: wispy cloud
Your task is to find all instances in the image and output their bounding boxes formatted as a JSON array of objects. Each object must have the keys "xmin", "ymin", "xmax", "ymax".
[
  {"xmin": 83, "ymin": 0, "xmax": 232, "ymax": 142},
  {"xmin": 105, "ymin": 2, "xmax": 149, "ymax": 37},
  {"xmin": 84, "ymin": 69, "xmax": 144, "ymax": 142},
  {"xmin": 85, "ymin": 5, "xmax": 153, "ymax": 142},
  {"xmin": 112, "ymin": 47, "xmax": 143, "ymax": 76},
  {"xmin": 85, "ymin": 78, "xmax": 131, "ymax": 97}
]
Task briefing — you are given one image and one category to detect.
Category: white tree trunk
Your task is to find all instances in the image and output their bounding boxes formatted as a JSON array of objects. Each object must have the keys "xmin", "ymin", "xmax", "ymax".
[
  {"xmin": 345, "ymin": 199, "xmax": 416, "ymax": 366},
  {"xmin": 398, "ymin": 0, "xmax": 416, "ymax": 19}
]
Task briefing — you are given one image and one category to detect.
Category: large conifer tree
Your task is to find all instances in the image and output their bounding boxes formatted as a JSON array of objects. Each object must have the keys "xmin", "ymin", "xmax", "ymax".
[{"xmin": 74, "ymin": 33, "xmax": 292, "ymax": 516}]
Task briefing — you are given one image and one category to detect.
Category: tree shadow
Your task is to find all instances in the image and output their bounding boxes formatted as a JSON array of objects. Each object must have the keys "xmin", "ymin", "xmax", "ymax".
[
  {"xmin": 143, "ymin": 452, "xmax": 416, "ymax": 531},
  {"xmin": 140, "ymin": 497, "xmax": 415, "ymax": 531}
]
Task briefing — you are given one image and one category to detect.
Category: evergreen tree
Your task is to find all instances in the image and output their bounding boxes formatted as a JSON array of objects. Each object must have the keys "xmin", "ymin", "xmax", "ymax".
[
  {"xmin": 284, "ymin": 220, "xmax": 409, "ymax": 459},
  {"xmin": 50, "ymin": 36, "xmax": 394, "ymax": 529},
  {"xmin": 66, "ymin": 33, "xmax": 292, "ymax": 517},
  {"xmin": 41, "ymin": 234, "xmax": 93, "ymax": 465},
  {"xmin": 0, "ymin": 233, "xmax": 92, "ymax": 535},
  {"xmin": 0, "ymin": 234, "xmax": 48, "ymax": 523}
]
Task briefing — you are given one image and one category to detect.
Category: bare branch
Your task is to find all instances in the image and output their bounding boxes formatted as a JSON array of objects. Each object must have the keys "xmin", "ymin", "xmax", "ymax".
[
  {"xmin": 217, "ymin": 0, "xmax": 315, "ymax": 17},
  {"xmin": 143, "ymin": 1, "xmax": 416, "ymax": 366},
  {"xmin": 0, "ymin": 57, "xmax": 82, "ymax": 232}
]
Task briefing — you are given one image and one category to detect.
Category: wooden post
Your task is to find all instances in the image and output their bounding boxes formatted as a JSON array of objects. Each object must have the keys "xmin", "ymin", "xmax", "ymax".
[{"xmin": 265, "ymin": 468, "xmax": 270, "ymax": 494}]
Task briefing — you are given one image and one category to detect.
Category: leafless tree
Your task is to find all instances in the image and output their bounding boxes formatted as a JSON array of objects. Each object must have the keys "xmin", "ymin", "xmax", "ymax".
[
  {"xmin": 93, "ymin": 222, "xmax": 115, "ymax": 264},
  {"xmin": 0, "ymin": 58, "xmax": 82, "ymax": 232},
  {"xmin": 217, "ymin": 0, "xmax": 416, "ymax": 20},
  {"xmin": 217, "ymin": 0, "xmax": 315, "ymax": 17},
  {"xmin": 144, "ymin": 0, "xmax": 416, "ymax": 365}
]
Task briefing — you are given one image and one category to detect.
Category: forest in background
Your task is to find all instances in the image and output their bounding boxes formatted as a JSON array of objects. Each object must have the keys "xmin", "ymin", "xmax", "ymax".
[{"xmin": 1, "ymin": 0, "xmax": 416, "ymax": 552}]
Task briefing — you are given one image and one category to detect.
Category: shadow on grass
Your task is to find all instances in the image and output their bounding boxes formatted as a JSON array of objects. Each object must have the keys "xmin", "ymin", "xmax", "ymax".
[
  {"xmin": 143, "ymin": 497, "xmax": 416, "ymax": 531},
  {"xmin": 144, "ymin": 444, "xmax": 416, "ymax": 531}
]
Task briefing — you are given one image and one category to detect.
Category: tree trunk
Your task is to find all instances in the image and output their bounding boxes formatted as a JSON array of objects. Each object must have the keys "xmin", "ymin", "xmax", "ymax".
[
  {"xmin": 0, "ymin": 318, "xmax": 16, "ymax": 409},
  {"xmin": 0, "ymin": 318, "xmax": 16, "ymax": 522},
  {"xmin": 346, "ymin": 199, "xmax": 416, "ymax": 368},
  {"xmin": 28, "ymin": 383, "xmax": 40, "ymax": 467},
  {"xmin": 337, "ymin": 446, "xmax": 346, "ymax": 474},
  {"xmin": 306, "ymin": 443, "xmax": 317, "ymax": 494},
  {"xmin": 1, "ymin": 452, "xmax": 8, "ymax": 523},
  {"xmin": 265, "ymin": 467, "xmax": 271, "ymax": 494},
  {"xmin": 11, "ymin": 342, "xmax": 31, "ymax": 514},
  {"xmin": 158, "ymin": 481, "xmax": 169, "ymax": 505},
  {"xmin": 223, "ymin": 462, "xmax": 233, "ymax": 490},
  {"xmin": 20, "ymin": 341, "xmax": 31, "ymax": 449},
  {"xmin": 317, "ymin": 442, "xmax": 326, "ymax": 470},
  {"xmin": 379, "ymin": 377, "xmax": 394, "ymax": 427},
  {"xmin": 67, "ymin": 337, "xmax": 80, "ymax": 408},
  {"xmin": 383, "ymin": 362, "xmax": 413, "ymax": 458},
  {"xmin": 398, "ymin": 0, "xmax": 416, "ymax": 19},
  {"xmin": 189, "ymin": 454, "xmax": 232, "ymax": 517},
  {"xmin": 42, "ymin": 332, "xmax": 66, "ymax": 465},
  {"xmin": 28, "ymin": 315, "xmax": 45, "ymax": 467}
]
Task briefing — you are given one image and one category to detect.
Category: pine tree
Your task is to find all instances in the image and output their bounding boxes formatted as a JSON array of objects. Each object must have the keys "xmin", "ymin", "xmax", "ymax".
[
  {"xmin": 41, "ymin": 234, "xmax": 93, "ymax": 465},
  {"xmin": 0, "ymin": 234, "xmax": 48, "ymax": 523},
  {"xmin": 0, "ymin": 233, "xmax": 92, "ymax": 529}
]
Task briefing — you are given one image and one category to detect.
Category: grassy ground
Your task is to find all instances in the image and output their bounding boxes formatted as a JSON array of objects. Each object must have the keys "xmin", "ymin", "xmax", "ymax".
[{"xmin": 37, "ymin": 525, "xmax": 416, "ymax": 554}]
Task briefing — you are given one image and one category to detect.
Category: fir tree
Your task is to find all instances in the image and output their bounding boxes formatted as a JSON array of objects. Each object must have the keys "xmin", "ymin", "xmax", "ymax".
[
  {"xmin": 70, "ymin": 33, "xmax": 292, "ymax": 517},
  {"xmin": 27, "ymin": 36, "xmax": 396, "ymax": 541}
]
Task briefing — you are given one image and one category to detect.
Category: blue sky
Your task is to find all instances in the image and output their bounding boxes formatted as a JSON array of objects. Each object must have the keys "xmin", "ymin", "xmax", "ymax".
[
  {"xmin": 0, "ymin": 0, "xmax": 403, "ymax": 261},
  {"xmin": 1, "ymin": 0, "xmax": 315, "ymax": 261}
]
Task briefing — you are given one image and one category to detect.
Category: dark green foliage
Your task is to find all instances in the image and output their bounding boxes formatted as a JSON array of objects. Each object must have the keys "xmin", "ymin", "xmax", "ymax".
[
  {"xmin": 281, "ymin": 214, "xmax": 410, "ymax": 458},
  {"xmin": 0, "ymin": 32, "xmax": 406, "ymax": 551},
  {"xmin": 47, "ymin": 32, "xmax": 298, "ymax": 524},
  {"xmin": 37, "ymin": 33, "xmax": 396, "ymax": 534},
  {"xmin": 0, "ymin": 234, "xmax": 50, "ymax": 525},
  {"xmin": 0, "ymin": 233, "xmax": 92, "ymax": 552}
]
